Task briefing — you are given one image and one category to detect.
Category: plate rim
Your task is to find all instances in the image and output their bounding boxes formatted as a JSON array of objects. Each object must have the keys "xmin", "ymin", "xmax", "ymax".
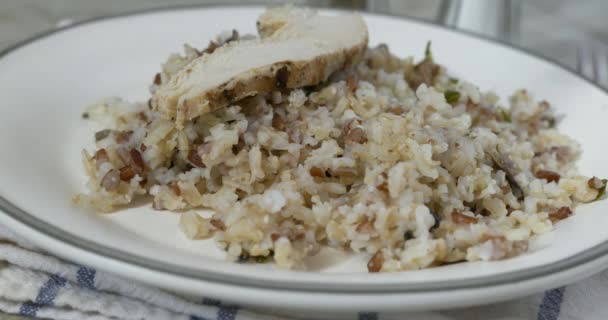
[{"xmin": 1, "ymin": 4, "xmax": 608, "ymax": 294}]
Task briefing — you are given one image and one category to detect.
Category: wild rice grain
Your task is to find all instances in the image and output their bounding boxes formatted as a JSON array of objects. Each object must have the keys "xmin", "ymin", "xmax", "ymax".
[
  {"xmin": 367, "ymin": 251, "xmax": 384, "ymax": 273},
  {"xmin": 536, "ymin": 170, "xmax": 560, "ymax": 183},
  {"xmin": 549, "ymin": 206, "xmax": 572, "ymax": 221},
  {"xmin": 451, "ymin": 210, "xmax": 478, "ymax": 224},
  {"xmin": 100, "ymin": 169, "xmax": 120, "ymax": 191},
  {"xmin": 119, "ymin": 166, "xmax": 136, "ymax": 181}
]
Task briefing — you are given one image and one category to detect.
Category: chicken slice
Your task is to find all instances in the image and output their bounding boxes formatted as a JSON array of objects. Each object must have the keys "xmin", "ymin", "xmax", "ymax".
[{"xmin": 152, "ymin": 6, "xmax": 368, "ymax": 128}]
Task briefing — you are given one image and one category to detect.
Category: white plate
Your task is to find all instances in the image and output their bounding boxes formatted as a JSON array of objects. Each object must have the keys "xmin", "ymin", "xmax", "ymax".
[{"xmin": 1, "ymin": 6, "xmax": 608, "ymax": 313}]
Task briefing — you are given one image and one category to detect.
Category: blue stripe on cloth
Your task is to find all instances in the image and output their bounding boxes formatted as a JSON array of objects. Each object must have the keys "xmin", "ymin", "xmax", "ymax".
[
  {"xmin": 76, "ymin": 266, "xmax": 96, "ymax": 290},
  {"xmin": 18, "ymin": 274, "xmax": 67, "ymax": 317},
  {"xmin": 537, "ymin": 287, "xmax": 566, "ymax": 320},
  {"xmin": 358, "ymin": 312, "xmax": 379, "ymax": 320},
  {"xmin": 217, "ymin": 306, "xmax": 238, "ymax": 320}
]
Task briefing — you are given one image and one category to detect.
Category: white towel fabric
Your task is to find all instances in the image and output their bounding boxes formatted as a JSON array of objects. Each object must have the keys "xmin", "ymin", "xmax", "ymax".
[{"xmin": 0, "ymin": 224, "xmax": 605, "ymax": 320}]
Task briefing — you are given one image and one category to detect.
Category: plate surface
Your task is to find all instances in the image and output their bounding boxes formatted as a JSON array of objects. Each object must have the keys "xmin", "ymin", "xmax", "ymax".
[{"xmin": 1, "ymin": 6, "xmax": 608, "ymax": 312}]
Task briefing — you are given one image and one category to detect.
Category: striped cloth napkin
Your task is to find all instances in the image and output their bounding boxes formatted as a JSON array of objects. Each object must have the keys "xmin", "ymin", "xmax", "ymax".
[{"xmin": 0, "ymin": 224, "xmax": 605, "ymax": 320}]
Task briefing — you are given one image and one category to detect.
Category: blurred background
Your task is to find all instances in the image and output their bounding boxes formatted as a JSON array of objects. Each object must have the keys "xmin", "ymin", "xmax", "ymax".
[
  {"xmin": 1, "ymin": 0, "xmax": 608, "ymax": 74},
  {"xmin": 0, "ymin": 1, "xmax": 607, "ymax": 319}
]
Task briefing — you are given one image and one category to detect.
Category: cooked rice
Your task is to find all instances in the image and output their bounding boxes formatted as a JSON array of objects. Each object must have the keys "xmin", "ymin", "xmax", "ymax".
[{"xmin": 74, "ymin": 33, "xmax": 605, "ymax": 272}]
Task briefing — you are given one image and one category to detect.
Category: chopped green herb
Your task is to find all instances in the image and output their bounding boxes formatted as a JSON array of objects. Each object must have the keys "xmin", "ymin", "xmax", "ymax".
[
  {"xmin": 253, "ymin": 250, "xmax": 274, "ymax": 263},
  {"xmin": 424, "ymin": 41, "xmax": 433, "ymax": 62},
  {"xmin": 255, "ymin": 255, "xmax": 270, "ymax": 263},
  {"xmin": 237, "ymin": 251, "xmax": 250, "ymax": 263},
  {"xmin": 500, "ymin": 109, "xmax": 512, "ymax": 122},
  {"xmin": 94, "ymin": 129, "xmax": 112, "ymax": 141},
  {"xmin": 444, "ymin": 90, "xmax": 461, "ymax": 104},
  {"xmin": 429, "ymin": 211, "xmax": 441, "ymax": 231},
  {"xmin": 403, "ymin": 230, "xmax": 414, "ymax": 241},
  {"xmin": 82, "ymin": 112, "xmax": 89, "ymax": 119},
  {"xmin": 449, "ymin": 78, "xmax": 459, "ymax": 84},
  {"xmin": 596, "ymin": 179, "xmax": 608, "ymax": 201}
]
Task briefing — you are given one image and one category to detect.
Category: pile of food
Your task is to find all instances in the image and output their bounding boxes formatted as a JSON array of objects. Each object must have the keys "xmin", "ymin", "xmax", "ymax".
[{"xmin": 74, "ymin": 6, "xmax": 605, "ymax": 272}]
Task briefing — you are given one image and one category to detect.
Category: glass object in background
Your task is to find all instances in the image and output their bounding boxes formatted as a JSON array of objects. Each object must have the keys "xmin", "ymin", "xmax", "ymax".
[
  {"xmin": 3, "ymin": 0, "xmax": 607, "ymax": 75},
  {"xmin": 438, "ymin": 0, "xmax": 521, "ymax": 43},
  {"xmin": 577, "ymin": 41, "xmax": 608, "ymax": 88},
  {"xmin": 518, "ymin": 0, "xmax": 608, "ymax": 71},
  {"xmin": 0, "ymin": 0, "xmax": 441, "ymax": 50},
  {"xmin": 364, "ymin": 0, "xmax": 441, "ymax": 20},
  {"xmin": 0, "ymin": 1, "xmax": 607, "ymax": 319}
]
